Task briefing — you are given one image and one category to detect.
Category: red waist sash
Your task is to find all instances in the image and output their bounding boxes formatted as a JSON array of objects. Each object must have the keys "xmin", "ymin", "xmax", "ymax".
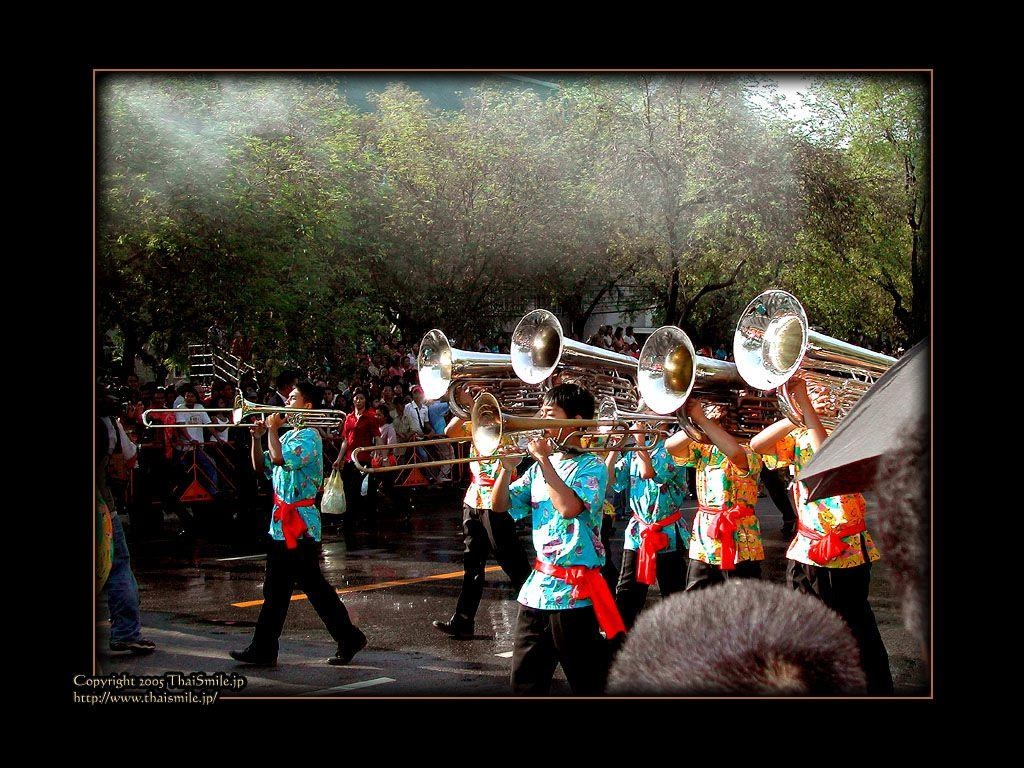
[
  {"xmin": 698, "ymin": 504, "xmax": 755, "ymax": 571},
  {"xmin": 797, "ymin": 520, "xmax": 866, "ymax": 565},
  {"xmin": 533, "ymin": 559, "xmax": 625, "ymax": 639},
  {"xmin": 632, "ymin": 511, "xmax": 683, "ymax": 585},
  {"xmin": 273, "ymin": 494, "xmax": 315, "ymax": 549}
]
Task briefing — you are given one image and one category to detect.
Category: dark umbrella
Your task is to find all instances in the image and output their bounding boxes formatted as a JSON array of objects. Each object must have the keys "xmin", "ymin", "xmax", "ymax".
[{"xmin": 800, "ymin": 339, "xmax": 928, "ymax": 501}]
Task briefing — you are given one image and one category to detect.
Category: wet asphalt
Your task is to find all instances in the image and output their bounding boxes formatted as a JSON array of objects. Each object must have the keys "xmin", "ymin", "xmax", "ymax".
[{"xmin": 95, "ymin": 486, "xmax": 929, "ymax": 699}]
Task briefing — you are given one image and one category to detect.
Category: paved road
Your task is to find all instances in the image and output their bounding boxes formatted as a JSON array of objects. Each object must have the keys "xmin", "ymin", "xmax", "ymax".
[{"xmin": 91, "ymin": 490, "xmax": 929, "ymax": 699}]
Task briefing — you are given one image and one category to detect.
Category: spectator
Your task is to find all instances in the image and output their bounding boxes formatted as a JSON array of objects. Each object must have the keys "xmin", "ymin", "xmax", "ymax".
[
  {"xmin": 97, "ymin": 394, "xmax": 155, "ymax": 656},
  {"xmin": 623, "ymin": 326, "xmax": 639, "ymax": 353}
]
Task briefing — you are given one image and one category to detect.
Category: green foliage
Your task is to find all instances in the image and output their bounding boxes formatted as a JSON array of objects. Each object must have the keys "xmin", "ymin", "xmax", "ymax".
[{"xmin": 97, "ymin": 73, "xmax": 929, "ymax": 380}]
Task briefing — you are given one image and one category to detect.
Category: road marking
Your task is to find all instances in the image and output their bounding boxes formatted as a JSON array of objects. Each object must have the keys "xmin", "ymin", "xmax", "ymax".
[
  {"xmin": 232, "ymin": 565, "xmax": 503, "ymax": 608},
  {"xmin": 298, "ymin": 677, "xmax": 396, "ymax": 695},
  {"xmin": 419, "ymin": 665, "xmax": 508, "ymax": 678},
  {"xmin": 215, "ymin": 554, "xmax": 267, "ymax": 562},
  {"xmin": 494, "ymin": 651, "xmax": 513, "ymax": 658}
]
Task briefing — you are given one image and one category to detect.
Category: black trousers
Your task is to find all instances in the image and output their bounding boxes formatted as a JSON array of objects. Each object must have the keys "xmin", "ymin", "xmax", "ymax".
[
  {"xmin": 453, "ymin": 505, "xmax": 531, "ymax": 623},
  {"xmin": 615, "ymin": 548, "xmax": 687, "ymax": 630},
  {"xmin": 787, "ymin": 558, "xmax": 895, "ymax": 695},
  {"xmin": 511, "ymin": 604, "xmax": 609, "ymax": 695},
  {"xmin": 249, "ymin": 538, "xmax": 355, "ymax": 657},
  {"xmin": 762, "ymin": 467, "xmax": 796, "ymax": 523},
  {"xmin": 685, "ymin": 557, "xmax": 762, "ymax": 590},
  {"xmin": 342, "ymin": 460, "xmax": 376, "ymax": 523}
]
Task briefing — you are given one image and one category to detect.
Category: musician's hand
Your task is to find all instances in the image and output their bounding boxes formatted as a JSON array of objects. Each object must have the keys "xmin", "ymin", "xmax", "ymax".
[
  {"xmin": 456, "ymin": 383, "xmax": 474, "ymax": 408},
  {"xmin": 808, "ymin": 383, "xmax": 833, "ymax": 416},
  {"xmin": 266, "ymin": 413, "xmax": 287, "ymax": 431},
  {"xmin": 705, "ymin": 404, "xmax": 725, "ymax": 422},
  {"xmin": 686, "ymin": 400, "xmax": 706, "ymax": 422},
  {"xmin": 788, "ymin": 377, "xmax": 812, "ymax": 407},
  {"xmin": 527, "ymin": 436, "xmax": 554, "ymax": 461},
  {"xmin": 498, "ymin": 454, "xmax": 521, "ymax": 471},
  {"xmin": 250, "ymin": 419, "xmax": 268, "ymax": 437}
]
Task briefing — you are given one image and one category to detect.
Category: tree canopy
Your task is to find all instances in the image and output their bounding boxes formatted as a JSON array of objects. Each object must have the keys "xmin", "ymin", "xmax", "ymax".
[{"xmin": 97, "ymin": 72, "xmax": 929, "ymax": 381}]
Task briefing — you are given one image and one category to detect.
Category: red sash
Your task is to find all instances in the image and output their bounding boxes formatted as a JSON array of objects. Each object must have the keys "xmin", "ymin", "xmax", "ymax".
[
  {"xmin": 632, "ymin": 511, "xmax": 683, "ymax": 586},
  {"xmin": 698, "ymin": 504, "xmax": 755, "ymax": 571},
  {"xmin": 272, "ymin": 494, "xmax": 315, "ymax": 549},
  {"xmin": 533, "ymin": 559, "xmax": 625, "ymax": 639},
  {"xmin": 797, "ymin": 520, "xmax": 867, "ymax": 565}
]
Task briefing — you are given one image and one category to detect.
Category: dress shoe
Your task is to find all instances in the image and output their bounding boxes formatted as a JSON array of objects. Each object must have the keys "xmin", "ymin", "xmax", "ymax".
[
  {"xmin": 328, "ymin": 628, "xmax": 367, "ymax": 666},
  {"xmin": 110, "ymin": 638, "xmax": 156, "ymax": 655},
  {"xmin": 432, "ymin": 616, "xmax": 474, "ymax": 639},
  {"xmin": 229, "ymin": 647, "xmax": 277, "ymax": 666}
]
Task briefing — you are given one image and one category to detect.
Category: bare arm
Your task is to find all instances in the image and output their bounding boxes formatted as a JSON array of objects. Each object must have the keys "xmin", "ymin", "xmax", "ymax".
[
  {"xmin": 750, "ymin": 418, "xmax": 795, "ymax": 455},
  {"xmin": 250, "ymin": 420, "xmax": 267, "ymax": 474},
  {"xmin": 490, "ymin": 463, "xmax": 514, "ymax": 514},
  {"xmin": 789, "ymin": 379, "xmax": 829, "ymax": 453},
  {"xmin": 445, "ymin": 416, "xmax": 467, "ymax": 438},
  {"xmin": 266, "ymin": 413, "xmax": 286, "ymax": 466},
  {"xmin": 665, "ymin": 429, "xmax": 694, "ymax": 460},
  {"xmin": 687, "ymin": 402, "xmax": 747, "ymax": 471}
]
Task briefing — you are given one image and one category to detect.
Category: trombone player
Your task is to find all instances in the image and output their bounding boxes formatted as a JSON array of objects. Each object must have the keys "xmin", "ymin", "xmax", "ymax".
[
  {"xmin": 229, "ymin": 380, "xmax": 367, "ymax": 667},
  {"xmin": 431, "ymin": 384, "xmax": 531, "ymax": 640},
  {"xmin": 490, "ymin": 383, "xmax": 624, "ymax": 695}
]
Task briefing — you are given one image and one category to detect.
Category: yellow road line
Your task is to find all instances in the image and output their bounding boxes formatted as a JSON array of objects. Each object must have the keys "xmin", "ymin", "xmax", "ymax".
[{"xmin": 231, "ymin": 565, "xmax": 502, "ymax": 608}]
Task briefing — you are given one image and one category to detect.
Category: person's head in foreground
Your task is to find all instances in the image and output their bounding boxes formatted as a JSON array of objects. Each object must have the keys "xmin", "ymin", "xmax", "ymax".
[{"xmin": 608, "ymin": 580, "xmax": 867, "ymax": 695}]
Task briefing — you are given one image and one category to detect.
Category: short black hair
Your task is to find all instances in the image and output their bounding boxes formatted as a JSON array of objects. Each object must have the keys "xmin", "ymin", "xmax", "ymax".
[
  {"xmin": 276, "ymin": 370, "xmax": 298, "ymax": 390},
  {"xmin": 293, "ymin": 380, "xmax": 322, "ymax": 409},
  {"xmin": 608, "ymin": 581, "xmax": 866, "ymax": 696},
  {"xmin": 542, "ymin": 382, "xmax": 595, "ymax": 420}
]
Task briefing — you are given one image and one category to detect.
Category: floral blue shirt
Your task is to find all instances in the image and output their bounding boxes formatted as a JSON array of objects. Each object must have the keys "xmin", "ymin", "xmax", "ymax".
[
  {"xmin": 264, "ymin": 427, "xmax": 323, "ymax": 542},
  {"xmin": 508, "ymin": 452, "xmax": 607, "ymax": 610},
  {"xmin": 612, "ymin": 442, "xmax": 690, "ymax": 553}
]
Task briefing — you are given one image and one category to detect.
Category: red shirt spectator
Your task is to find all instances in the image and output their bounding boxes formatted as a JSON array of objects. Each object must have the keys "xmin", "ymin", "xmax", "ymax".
[{"xmin": 341, "ymin": 406, "xmax": 380, "ymax": 463}]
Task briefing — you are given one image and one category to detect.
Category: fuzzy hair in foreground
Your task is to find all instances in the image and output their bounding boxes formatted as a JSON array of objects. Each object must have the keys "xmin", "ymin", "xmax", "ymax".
[{"xmin": 608, "ymin": 580, "xmax": 866, "ymax": 696}]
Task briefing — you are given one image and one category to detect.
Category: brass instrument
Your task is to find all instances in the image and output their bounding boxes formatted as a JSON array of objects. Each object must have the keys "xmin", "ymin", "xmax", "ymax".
[
  {"xmin": 470, "ymin": 391, "xmax": 657, "ymax": 457},
  {"xmin": 733, "ymin": 290, "xmax": 897, "ymax": 429},
  {"xmin": 142, "ymin": 393, "xmax": 346, "ymax": 429},
  {"xmin": 417, "ymin": 329, "xmax": 543, "ymax": 419},
  {"xmin": 511, "ymin": 309, "xmax": 640, "ymax": 413},
  {"xmin": 638, "ymin": 325, "xmax": 781, "ymax": 441},
  {"xmin": 350, "ymin": 437, "xmax": 478, "ymax": 474}
]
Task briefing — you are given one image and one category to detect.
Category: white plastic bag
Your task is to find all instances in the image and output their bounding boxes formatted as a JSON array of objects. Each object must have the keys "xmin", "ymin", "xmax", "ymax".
[
  {"xmin": 360, "ymin": 473, "xmax": 370, "ymax": 497},
  {"xmin": 321, "ymin": 469, "xmax": 347, "ymax": 515}
]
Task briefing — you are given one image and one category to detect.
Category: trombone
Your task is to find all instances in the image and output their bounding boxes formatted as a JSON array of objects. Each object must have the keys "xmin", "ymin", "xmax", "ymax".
[
  {"xmin": 142, "ymin": 393, "xmax": 347, "ymax": 429},
  {"xmin": 470, "ymin": 392, "xmax": 668, "ymax": 457},
  {"xmin": 350, "ymin": 437, "xmax": 480, "ymax": 474}
]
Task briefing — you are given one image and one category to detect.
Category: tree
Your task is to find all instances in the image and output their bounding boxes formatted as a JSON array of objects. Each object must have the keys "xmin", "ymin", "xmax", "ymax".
[{"xmin": 793, "ymin": 75, "xmax": 929, "ymax": 345}]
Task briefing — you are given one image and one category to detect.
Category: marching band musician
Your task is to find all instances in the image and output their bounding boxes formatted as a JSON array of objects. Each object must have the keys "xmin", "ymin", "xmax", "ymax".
[
  {"xmin": 230, "ymin": 381, "xmax": 367, "ymax": 667},
  {"xmin": 665, "ymin": 400, "xmax": 766, "ymax": 589},
  {"xmin": 490, "ymin": 383, "xmax": 625, "ymax": 695},
  {"xmin": 604, "ymin": 423, "xmax": 690, "ymax": 631},
  {"xmin": 431, "ymin": 384, "xmax": 531, "ymax": 640},
  {"xmin": 750, "ymin": 377, "xmax": 894, "ymax": 694}
]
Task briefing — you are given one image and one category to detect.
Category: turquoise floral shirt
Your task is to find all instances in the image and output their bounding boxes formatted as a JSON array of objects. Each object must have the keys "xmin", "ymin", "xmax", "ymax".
[
  {"xmin": 508, "ymin": 452, "xmax": 607, "ymax": 610},
  {"xmin": 264, "ymin": 427, "xmax": 323, "ymax": 543},
  {"xmin": 612, "ymin": 442, "xmax": 690, "ymax": 553}
]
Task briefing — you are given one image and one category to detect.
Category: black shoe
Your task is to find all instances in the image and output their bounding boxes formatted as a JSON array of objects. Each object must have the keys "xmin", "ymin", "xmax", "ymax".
[
  {"xmin": 328, "ymin": 628, "xmax": 367, "ymax": 666},
  {"xmin": 110, "ymin": 638, "xmax": 156, "ymax": 655},
  {"xmin": 432, "ymin": 616, "xmax": 474, "ymax": 639},
  {"xmin": 229, "ymin": 647, "xmax": 277, "ymax": 666}
]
